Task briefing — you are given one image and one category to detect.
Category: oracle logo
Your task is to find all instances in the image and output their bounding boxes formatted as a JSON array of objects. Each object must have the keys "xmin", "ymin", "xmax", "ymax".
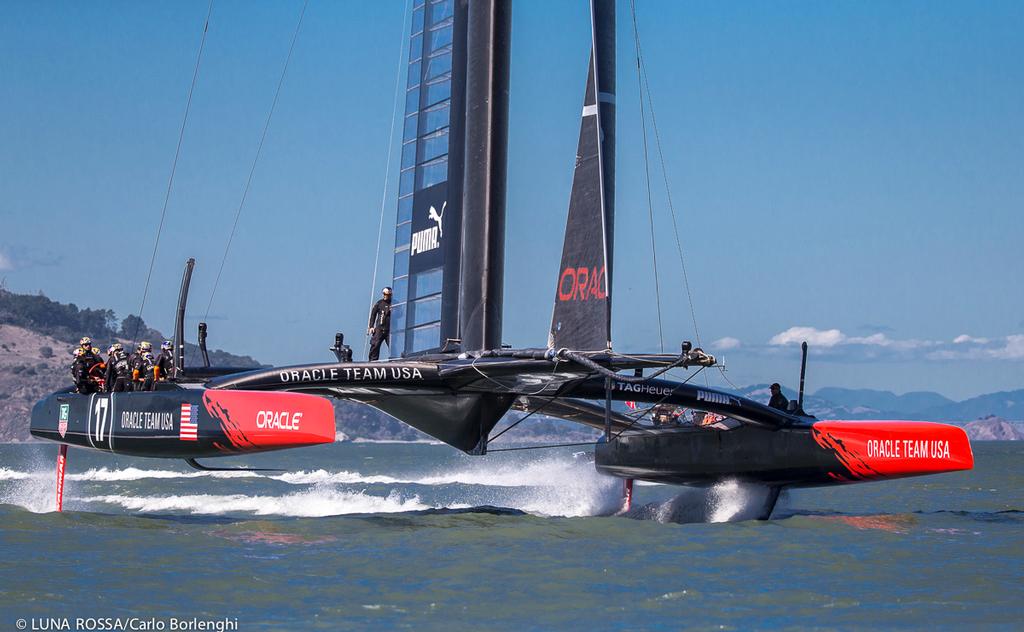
[
  {"xmin": 558, "ymin": 265, "xmax": 607, "ymax": 302},
  {"xmin": 256, "ymin": 410, "xmax": 303, "ymax": 431}
]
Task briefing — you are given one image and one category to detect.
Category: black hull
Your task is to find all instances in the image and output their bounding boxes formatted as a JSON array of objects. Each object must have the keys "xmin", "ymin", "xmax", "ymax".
[{"xmin": 596, "ymin": 424, "xmax": 845, "ymax": 488}]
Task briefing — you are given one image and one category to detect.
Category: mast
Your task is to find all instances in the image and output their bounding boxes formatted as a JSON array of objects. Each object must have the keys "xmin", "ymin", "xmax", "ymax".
[{"xmin": 458, "ymin": 0, "xmax": 512, "ymax": 351}]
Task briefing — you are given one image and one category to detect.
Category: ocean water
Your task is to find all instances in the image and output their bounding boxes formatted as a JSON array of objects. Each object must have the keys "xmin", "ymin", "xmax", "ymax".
[{"xmin": 0, "ymin": 440, "xmax": 1021, "ymax": 630}]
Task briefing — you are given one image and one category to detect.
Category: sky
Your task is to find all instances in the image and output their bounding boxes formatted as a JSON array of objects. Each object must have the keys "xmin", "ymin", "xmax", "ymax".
[{"xmin": 1, "ymin": 0, "xmax": 1021, "ymax": 400}]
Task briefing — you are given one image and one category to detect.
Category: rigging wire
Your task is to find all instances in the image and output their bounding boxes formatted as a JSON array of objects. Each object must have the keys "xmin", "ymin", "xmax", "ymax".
[
  {"xmin": 630, "ymin": 0, "xmax": 664, "ymax": 353},
  {"xmin": 365, "ymin": 0, "xmax": 413, "ymax": 359},
  {"xmin": 629, "ymin": 0, "xmax": 704, "ymax": 354},
  {"xmin": 131, "ymin": 0, "xmax": 215, "ymax": 347},
  {"xmin": 630, "ymin": 1, "xmax": 710, "ymax": 387},
  {"xmin": 203, "ymin": 0, "xmax": 308, "ymax": 322}
]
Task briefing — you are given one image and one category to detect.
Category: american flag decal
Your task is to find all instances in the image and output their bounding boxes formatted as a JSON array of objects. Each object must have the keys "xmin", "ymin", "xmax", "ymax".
[
  {"xmin": 179, "ymin": 403, "xmax": 198, "ymax": 441},
  {"xmin": 625, "ymin": 401, "xmax": 638, "ymax": 410}
]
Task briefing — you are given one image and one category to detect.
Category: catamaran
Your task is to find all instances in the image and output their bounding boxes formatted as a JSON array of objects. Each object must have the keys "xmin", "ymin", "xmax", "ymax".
[{"xmin": 31, "ymin": 0, "xmax": 972, "ymax": 517}]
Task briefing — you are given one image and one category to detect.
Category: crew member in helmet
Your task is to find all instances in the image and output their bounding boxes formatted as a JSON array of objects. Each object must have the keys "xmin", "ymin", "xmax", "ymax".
[
  {"xmin": 105, "ymin": 343, "xmax": 131, "ymax": 393},
  {"xmin": 768, "ymin": 383, "xmax": 789, "ymax": 411},
  {"xmin": 71, "ymin": 348, "xmax": 97, "ymax": 394},
  {"xmin": 367, "ymin": 286, "xmax": 393, "ymax": 362},
  {"xmin": 152, "ymin": 340, "xmax": 175, "ymax": 389},
  {"xmin": 131, "ymin": 342, "xmax": 154, "ymax": 391}
]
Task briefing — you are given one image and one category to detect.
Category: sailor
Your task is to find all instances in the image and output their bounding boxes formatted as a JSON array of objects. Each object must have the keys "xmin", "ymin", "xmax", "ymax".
[
  {"xmin": 652, "ymin": 403, "xmax": 680, "ymax": 427},
  {"xmin": 768, "ymin": 383, "xmax": 789, "ymax": 411},
  {"xmin": 104, "ymin": 343, "xmax": 131, "ymax": 393},
  {"xmin": 367, "ymin": 286, "xmax": 393, "ymax": 362},
  {"xmin": 152, "ymin": 340, "xmax": 175, "ymax": 389},
  {"xmin": 130, "ymin": 342, "xmax": 154, "ymax": 391},
  {"xmin": 71, "ymin": 348, "xmax": 96, "ymax": 394}
]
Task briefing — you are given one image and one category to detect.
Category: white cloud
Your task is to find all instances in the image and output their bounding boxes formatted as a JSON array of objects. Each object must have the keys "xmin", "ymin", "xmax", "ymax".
[
  {"xmin": 989, "ymin": 335, "xmax": 1024, "ymax": 360},
  {"xmin": 953, "ymin": 334, "xmax": 989, "ymax": 345},
  {"xmin": 711, "ymin": 336, "xmax": 742, "ymax": 350},
  {"xmin": 0, "ymin": 250, "xmax": 12, "ymax": 271},
  {"xmin": 769, "ymin": 326, "xmax": 845, "ymax": 347}
]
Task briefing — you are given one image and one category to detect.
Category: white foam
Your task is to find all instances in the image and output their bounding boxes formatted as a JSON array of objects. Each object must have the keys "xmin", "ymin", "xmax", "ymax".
[
  {"xmin": 270, "ymin": 469, "xmax": 405, "ymax": 485},
  {"xmin": 68, "ymin": 467, "xmax": 260, "ymax": 482},
  {"xmin": 0, "ymin": 468, "xmax": 30, "ymax": 480},
  {"xmin": 351, "ymin": 438, "xmax": 441, "ymax": 445},
  {"xmin": 79, "ymin": 487, "xmax": 430, "ymax": 517},
  {"xmin": 707, "ymin": 479, "xmax": 776, "ymax": 523}
]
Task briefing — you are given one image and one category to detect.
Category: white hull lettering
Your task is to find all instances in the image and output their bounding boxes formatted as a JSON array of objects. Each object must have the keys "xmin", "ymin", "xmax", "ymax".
[
  {"xmin": 256, "ymin": 410, "xmax": 302, "ymax": 431},
  {"xmin": 120, "ymin": 411, "xmax": 175, "ymax": 431},
  {"xmin": 866, "ymin": 439, "xmax": 951, "ymax": 459},
  {"xmin": 279, "ymin": 366, "xmax": 424, "ymax": 384}
]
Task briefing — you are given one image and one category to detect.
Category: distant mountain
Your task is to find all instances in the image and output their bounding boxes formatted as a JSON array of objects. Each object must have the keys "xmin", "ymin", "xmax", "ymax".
[
  {"xmin": 923, "ymin": 390, "xmax": 1024, "ymax": 422},
  {"xmin": 814, "ymin": 387, "xmax": 953, "ymax": 415},
  {"xmin": 737, "ymin": 384, "xmax": 1024, "ymax": 430},
  {"xmin": 963, "ymin": 416, "xmax": 1024, "ymax": 441}
]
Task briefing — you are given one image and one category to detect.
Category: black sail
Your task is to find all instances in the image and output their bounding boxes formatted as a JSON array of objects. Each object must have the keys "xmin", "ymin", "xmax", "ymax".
[{"xmin": 549, "ymin": 0, "xmax": 615, "ymax": 351}]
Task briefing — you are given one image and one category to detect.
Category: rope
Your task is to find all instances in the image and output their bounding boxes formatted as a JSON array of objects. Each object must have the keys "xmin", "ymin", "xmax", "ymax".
[
  {"xmin": 204, "ymin": 0, "xmax": 308, "ymax": 322},
  {"xmin": 131, "ymin": 0, "xmax": 214, "ymax": 347},
  {"xmin": 630, "ymin": 0, "xmax": 703, "ymax": 352},
  {"xmin": 365, "ymin": 0, "xmax": 412, "ymax": 359},
  {"xmin": 486, "ymin": 394, "xmax": 562, "ymax": 446},
  {"xmin": 630, "ymin": 0, "xmax": 663, "ymax": 353}
]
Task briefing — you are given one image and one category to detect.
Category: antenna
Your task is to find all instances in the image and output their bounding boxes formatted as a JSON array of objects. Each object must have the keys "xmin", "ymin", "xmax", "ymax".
[{"xmin": 798, "ymin": 341, "xmax": 808, "ymax": 410}]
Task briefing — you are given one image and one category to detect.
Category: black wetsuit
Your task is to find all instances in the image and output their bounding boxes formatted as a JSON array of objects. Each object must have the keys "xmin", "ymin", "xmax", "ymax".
[
  {"xmin": 153, "ymin": 350, "xmax": 174, "ymax": 389},
  {"xmin": 72, "ymin": 356, "xmax": 95, "ymax": 394},
  {"xmin": 130, "ymin": 351, "xmax": 154, "ymax": 392},
  {"xmin": 769, "ymin": 392, "xmax": 789, "ymax": 411},
  {"xmin": 105, "ymin": 351, "xmax": 131, "ymax": 393},
  {"xmin": 367, "ymin": 298, "xmax": 392, "ymax": 361}
]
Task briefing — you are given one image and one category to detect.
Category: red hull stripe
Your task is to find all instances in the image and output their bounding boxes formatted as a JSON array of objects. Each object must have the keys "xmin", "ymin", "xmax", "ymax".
[
  {"xmin": 202, "ymin": 390, "xmax": 335, "ymax": 452},
  {"xmin": 812, "ymin": 420, "xmax": 974, "ymax": 481}
]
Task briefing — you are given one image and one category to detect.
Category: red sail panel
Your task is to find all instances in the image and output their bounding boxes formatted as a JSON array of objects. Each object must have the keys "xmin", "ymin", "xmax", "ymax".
[{"xmin": 811, "ymin": 420, "xmax": 973, "ymax": 481}]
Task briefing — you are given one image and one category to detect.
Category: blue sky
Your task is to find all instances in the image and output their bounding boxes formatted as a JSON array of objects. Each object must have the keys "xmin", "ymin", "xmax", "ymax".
[{"xmin": 1, "ymin": 1, "xmax": 1021, "ymax": 399}]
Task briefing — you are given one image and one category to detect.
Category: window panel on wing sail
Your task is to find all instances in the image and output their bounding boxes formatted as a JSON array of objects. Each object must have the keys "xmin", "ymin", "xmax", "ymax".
[
  {"xmin": 410, "ymin": 323, "xmax": 441, "ymax": 352},
  {"xmin": 395, "ymin": 222, "xmax": 412, "ymax": 249},
  {"xmin": 421, "ymin": 103, "xmax": 449, "ymax": 135},
  {"xmin": 423, "ymin": 77, "xmax": 450, "ymax": 108},
  {"xmin": 411, "ymin": 267, "xmax": 443, "ymax": 298},
  {"xmin": 417, "ymin": 157, "xmax": 447, "ymax": 190},
  {"xmin": 419, "ymin": 128, "xmax": 448, "ymax": 163},
  {"xmin": 390, "ymin": 331, "xmax": 406, "ymax": 358},
  {"xmin": 397, "ymin": 195, "xmax": 413, "ymax": 223},
  {"xmin": 403, "ymin": 115, "xmax": 418, "ymax": 142},
  {"xmin": 392, "ymin": 277, "xmax": 408, "ymax": 305},
  {"xmin": 405, "ymin": 87, "xmax": 420, "ymax": 114},
  {"xmin": 429, "ymin": 0, "xmax": 453, "ymax": 25},
  {"xmin": 409, "ymin": 33, "xmax": 423, "ymax": 62},
  {"xmin": 411, "ymin": 296, "xmax": 442, "ymax": 327},
  {"xmin": 393, "ymin": 248, "xmax": 409, "ymax": 279}
]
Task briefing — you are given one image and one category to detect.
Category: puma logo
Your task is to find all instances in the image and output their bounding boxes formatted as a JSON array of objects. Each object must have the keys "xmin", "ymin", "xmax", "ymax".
[{"xmin": 428, "ymin": 201, "xmax": 446, "ymax": 238}]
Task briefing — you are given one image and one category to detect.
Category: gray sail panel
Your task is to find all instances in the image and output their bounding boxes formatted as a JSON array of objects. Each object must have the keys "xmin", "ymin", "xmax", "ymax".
[{"xmin": 549, "ymin": 0, "xmax": 615, "ymax": 352}]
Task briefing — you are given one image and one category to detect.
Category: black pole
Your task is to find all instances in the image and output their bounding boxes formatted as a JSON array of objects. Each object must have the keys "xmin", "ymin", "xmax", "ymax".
[
  {"xmin": 198, "ymin": 322, "xmax": 210, "ymax": 368},
  {"xmin": 604, "ymin": 376, "xmax": 613, "ymax": 440},
  {"xmin": 798, "ymin": 341, "xmax": 808, "ymax": 409},
  {"xmin": 458, "ymin": 0, "xmax": 512, "ymax": 351},
  {"xmin": 173, "ymin": 258, "xmax": 195, "ymax": 377}
]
